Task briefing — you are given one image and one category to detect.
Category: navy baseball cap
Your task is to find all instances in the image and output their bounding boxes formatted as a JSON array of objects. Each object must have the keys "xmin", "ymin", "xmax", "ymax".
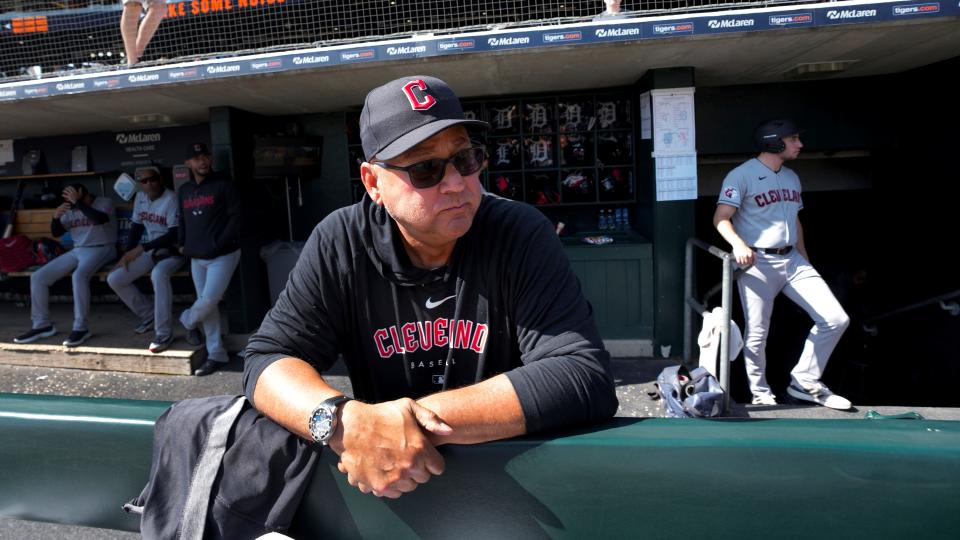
[
  {"xmin": 360, "ymin": 75, "xmax": 489, "ymax": 162},
  {"xmin": 186, "ymin": 142, "xmax": 211, "ymax": 159}
]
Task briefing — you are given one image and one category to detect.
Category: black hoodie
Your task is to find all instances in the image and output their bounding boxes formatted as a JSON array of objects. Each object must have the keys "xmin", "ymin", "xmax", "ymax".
[
  {"xmin": 177, "ymin": 171, "xmax": 241, "ymax": 259},
  {"xmin": 243, "ymin": 194, "xmax": 618, "ymax": 433}
]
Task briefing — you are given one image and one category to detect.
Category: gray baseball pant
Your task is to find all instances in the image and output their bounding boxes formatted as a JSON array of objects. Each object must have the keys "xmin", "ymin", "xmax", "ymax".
[
  {"xmin": 30, "ymin": 245, "xmax": 116, "ymax": 331},
  {"xmin": 107, "ymin": 252, "xmax": 185, "ymax": 340},
  {"xmin": 738, "ymin": 250, "xmax": 850, "ymax": 396},
  {"xmin": 179, "ymin": 249, "xmax": 240, "ymax": 363}
]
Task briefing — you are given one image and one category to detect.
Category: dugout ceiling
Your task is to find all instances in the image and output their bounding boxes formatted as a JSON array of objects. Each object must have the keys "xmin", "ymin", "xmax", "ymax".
[{"xmin": 0, "ymin": 6, "xmax": 958, "ymax": 139}]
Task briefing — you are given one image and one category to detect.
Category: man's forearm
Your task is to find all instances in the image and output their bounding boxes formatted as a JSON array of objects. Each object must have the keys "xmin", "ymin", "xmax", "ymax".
[
  {"xmin": 416, "ymin": 373, "xmax": 525, "ymax": 446},
  {"xmin": 253, "ymin": 358, "xmax": 525, "ymax": 446},
  {"xmin": 716, "ymin": 219, "xmax": 748, "ymax": 250},
  {"xmin": 251, "ymin": 356, "xmax": 346, "ymax": 440}
]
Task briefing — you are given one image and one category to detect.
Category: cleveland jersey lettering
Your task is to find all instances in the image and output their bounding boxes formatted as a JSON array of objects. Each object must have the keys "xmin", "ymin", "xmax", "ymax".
[
  {"xmin": 754, "ymin": 188, "xmax": 802, "ymax": 207},
  {"xmin": 717, "ymin": 158, "xmax": 803, "ymax": 248},
  {"xmin": 373, "ymin": 318, "xmax": 489, "ymax": 358},
  {"xmin": 183, "ymin": 194, "xmax": 215, "ymax": 210},
  {"xmin": 132, "ymin": 189, "xmax": 179, "ymax": 243},
  {"xmin": 138, "ymin": 212, "xmax": 168, "ymax": 226},
  {"xmin": 59, "ymin": 196, "xmax": 116, "ymax": 247}
]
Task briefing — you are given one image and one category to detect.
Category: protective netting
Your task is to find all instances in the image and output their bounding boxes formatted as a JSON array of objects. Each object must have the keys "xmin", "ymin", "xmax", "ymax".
[{"xmin": 1, "ymin": 0, "xmax": 824, "ymax": 81}]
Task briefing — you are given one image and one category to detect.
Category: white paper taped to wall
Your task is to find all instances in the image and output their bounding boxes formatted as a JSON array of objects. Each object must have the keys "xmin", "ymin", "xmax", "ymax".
[
  {"xmin": 655, "ymin": 154, "xmax": 698, "ymax": 201},
  {"xmin": 0, "ymin": 140, "xmax": 13, "ymax": 164}
]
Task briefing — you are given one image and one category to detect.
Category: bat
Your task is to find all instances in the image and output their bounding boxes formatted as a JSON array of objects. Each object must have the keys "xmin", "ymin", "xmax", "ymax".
[{"xmin": 2, "ymin": 179, "xmax": 26, "ymax": 239}]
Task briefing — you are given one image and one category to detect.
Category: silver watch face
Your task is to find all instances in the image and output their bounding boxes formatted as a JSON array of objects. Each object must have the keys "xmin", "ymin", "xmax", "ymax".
[{"xmin": 310, "ymin": 406, "xmax": 336, "ymax": 443}]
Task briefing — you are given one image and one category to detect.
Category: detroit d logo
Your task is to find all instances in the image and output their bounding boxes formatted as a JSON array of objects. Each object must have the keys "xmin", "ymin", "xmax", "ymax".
[{"xmin": 402, "ymin": 79, "xmax": 437, "ymax": 111}]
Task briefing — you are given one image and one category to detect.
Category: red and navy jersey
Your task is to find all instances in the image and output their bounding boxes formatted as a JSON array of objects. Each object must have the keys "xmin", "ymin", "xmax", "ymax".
[{"xmin": 243, "ymin": 194, "xmax": 618, "ymax": 434}]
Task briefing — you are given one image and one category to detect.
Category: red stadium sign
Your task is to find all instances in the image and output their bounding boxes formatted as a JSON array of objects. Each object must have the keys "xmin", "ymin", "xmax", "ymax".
[{"xmin": 166, "ymin": 0, "xmax": 286, "ymax": 19}]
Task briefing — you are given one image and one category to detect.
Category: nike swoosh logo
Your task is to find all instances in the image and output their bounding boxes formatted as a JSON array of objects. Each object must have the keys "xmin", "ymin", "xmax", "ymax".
[
  {"xmin": 758, "ymin": 176, "xmax": 767, "ymax": 181},
  {"xmin": 425, "ymin": 295, "xmax": 456, "ymax": 310}
]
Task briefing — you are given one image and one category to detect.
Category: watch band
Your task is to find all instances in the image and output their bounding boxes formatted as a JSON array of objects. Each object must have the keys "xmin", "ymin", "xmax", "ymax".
[{"xmin": 308, "ymin": 395, "xmax": 352, "ymax": 445}]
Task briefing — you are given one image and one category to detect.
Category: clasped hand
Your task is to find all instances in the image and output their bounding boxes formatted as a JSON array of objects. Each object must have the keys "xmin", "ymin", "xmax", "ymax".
[{"xmin": 331, "ymin": 397, "xmax": 452, "ymax": 499}]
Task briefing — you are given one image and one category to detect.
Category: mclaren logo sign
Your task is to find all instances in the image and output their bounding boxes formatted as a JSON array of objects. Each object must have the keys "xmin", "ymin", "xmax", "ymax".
[
  {"xmin": 826, "ymin": 9, "xmax": 877, "ymax": 20},
  {"xmin": 707, "ymin": 18, "xmax": 755, "ymax": 29},
  {"xmin": 594, "ymin": 27, "xmax": 640, "ymax": 38}
]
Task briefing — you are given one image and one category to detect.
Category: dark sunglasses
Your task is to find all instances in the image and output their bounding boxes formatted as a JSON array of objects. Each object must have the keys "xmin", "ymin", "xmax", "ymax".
[
  {"xmin": 138, "ymin": 176, "xmax": 161, "ymax": 184},
  {"xmin": 375, "ymin": 147, "xmax": 487, "ymax": 189}
]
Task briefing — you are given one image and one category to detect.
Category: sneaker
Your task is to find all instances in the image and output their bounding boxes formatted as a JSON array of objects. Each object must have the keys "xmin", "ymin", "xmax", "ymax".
[
  {"xmin": 13, "ymin": 325, "xmax": 57, "ymax": 344},
  {"xmin": 148, "ymin": 335, "xmax": 174, "ymax": 354},
  {"xmin": 751, "ymin": 393, "xmax": 778, "ymax": 406},
  {"xmin": 184, "ymin": 326, "xmax": 204, "ymax": 347},
  {"xmin": 63, "ymin": 329, "xmax": 92, "ymax": 348},
  {"xmin": 134, "ymin": 318, "xmax": 154, "ymax": 334},
  {"xmin": 787, "ymin": 382, "xmax": 852, "ymax": 410},
  {"xmin": 194, "ymin": 358, "xmax": 225, "ymax": 377}
]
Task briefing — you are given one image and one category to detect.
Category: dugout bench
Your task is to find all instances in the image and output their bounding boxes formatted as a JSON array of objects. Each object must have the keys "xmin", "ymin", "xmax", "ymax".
[
  {"xmin": 3, "ymin": 208, "xmax": 189, "ymax": 281},
  {"xmin": 1, "ymin": 392, "xmax": 958, "ymax": 539}
]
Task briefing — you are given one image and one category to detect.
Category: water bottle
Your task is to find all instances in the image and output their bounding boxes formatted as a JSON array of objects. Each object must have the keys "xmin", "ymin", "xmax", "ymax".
[
  {"xmin": 622, "ymin": 208, "xmax": 631, "ymax": 231},
  {"xmin": 614, "ymin": 208, "xmax": 623, "ymax": 230},
  {"xmin": 598, "ymin": 209, "xmax": 607, "ymax": 231}
]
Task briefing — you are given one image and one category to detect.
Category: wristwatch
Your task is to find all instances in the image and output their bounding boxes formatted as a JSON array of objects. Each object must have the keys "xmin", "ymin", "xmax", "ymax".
[{"xmin": 308, "ymin": 395, "xmax": 352, "ymax": 445}]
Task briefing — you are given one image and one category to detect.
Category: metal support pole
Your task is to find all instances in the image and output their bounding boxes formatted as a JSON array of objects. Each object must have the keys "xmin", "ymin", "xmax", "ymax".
[
  {"xmin": 284, "ymin": 176, "xmax": 294, "ymax": 242},
  {"xmin": 683, "ymin": 240, "xmax": 694, "ymax": 363},
  {"xmin": 720, "ymin": 255, "xmax": 733, "ymax": 413}
]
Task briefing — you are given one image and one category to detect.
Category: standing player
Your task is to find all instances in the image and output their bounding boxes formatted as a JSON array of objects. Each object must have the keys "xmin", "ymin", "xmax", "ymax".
[
  {"xmin": 13, "ymin": 184, "xmax": 116, "ymax": 347},
  {"xmin": 107, "ymin": 167, "xmax": 184, "ymax": 353},
  {"xmin": 178, "ymin": 143, "xmax": 241, "ymax": 376},
  {"xmin": 713, "ymin": 119, "xmax": 852, "ymax": 410}
]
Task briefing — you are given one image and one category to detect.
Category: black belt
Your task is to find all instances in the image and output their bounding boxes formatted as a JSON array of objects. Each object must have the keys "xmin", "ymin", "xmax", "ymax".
[{"xmin": 752, "ymin": 246, "xmax": 793, "ymax": 255}]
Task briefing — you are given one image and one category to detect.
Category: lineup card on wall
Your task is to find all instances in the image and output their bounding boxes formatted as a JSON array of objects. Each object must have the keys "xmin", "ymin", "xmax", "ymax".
[
  {"xmin": 652, "ymin": 88, "xmax": 695, "ymax": 154},
  {"xmin": 0, "ymin": 139, "xmax": 13, "ymax": 164},
  {"xmin": 655, "ymin": 155, "xmax": 697, "ymax": 201},
  {"xmin": 652, "ymin": 88, "xmax": 697, "ymax": 201}
]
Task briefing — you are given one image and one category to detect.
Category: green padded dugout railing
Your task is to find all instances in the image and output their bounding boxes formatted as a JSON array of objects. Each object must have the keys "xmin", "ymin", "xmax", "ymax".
[{"xmin": 2, "ymin": 392, "xmax": 959, "ymax": 539}]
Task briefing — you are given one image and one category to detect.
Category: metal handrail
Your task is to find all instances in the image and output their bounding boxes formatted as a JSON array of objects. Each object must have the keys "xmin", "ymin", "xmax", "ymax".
[
  {"xmin": 864, "ymin": 288, "xmax": 960, "ymax": 325},
  {"xmin": 683, "ymin": 238, "xmax": 738, "ymax": 413}
]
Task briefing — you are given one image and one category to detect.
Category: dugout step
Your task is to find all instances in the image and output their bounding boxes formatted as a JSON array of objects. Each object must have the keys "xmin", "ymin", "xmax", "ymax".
[{"xmin": 0, "ymin": 341, "xmax": 204, "ymax": 376}]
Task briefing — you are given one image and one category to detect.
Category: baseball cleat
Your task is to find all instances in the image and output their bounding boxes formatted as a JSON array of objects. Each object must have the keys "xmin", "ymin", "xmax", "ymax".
[
  {"xmin": 751, "ymin": 393, "xmax": 778, "ymax": 406},
  {"xmin": 149, "ymin": 335, "xmax": 175, "ymax": 354},
  {"xmin": 134, "ymin": 318, "xmax": 154, "ymax": 334},
  {"xmin": 184, "ymin": 326, "xmax": 204, "ymax": 346},
  {"xmin": 194, "ymin": 358, "xmax": 225, "ymax": 377},
  {"xmin": 787, "ymin": 382, "xmax": 852, "ymax": 410},
  {"xmin": 63, "ymin": 329, "xmax": 92, "ymax": 348},
  {"xmin": 13, "ymin": 325, "xmax": 57, "ymax": 344}
]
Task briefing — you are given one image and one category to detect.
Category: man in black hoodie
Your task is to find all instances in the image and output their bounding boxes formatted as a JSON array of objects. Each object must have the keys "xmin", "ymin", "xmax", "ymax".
[
  {"xmin": 178, "ymin": 143, "xmax": 241, "ymax": 376},
  {"xmin": 243, "ymin": 76, "xmax": 618, "ymax": 500}
]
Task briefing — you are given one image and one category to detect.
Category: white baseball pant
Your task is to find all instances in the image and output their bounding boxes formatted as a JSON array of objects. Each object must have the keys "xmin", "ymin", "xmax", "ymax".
[
  {"xmin": 738, "ymin": 249, "xmax": 850, "ymax": 396},
  {"xmin": 179, "ymin": 249, "xmax": 240, "ymax": 363},
  {"xmin": 107, "ymin": 252, "xmax": 185, "ymax": 340},
  {"xmin": 30, "ymin": 245, "xmax": 116, "ymax": 331}
]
